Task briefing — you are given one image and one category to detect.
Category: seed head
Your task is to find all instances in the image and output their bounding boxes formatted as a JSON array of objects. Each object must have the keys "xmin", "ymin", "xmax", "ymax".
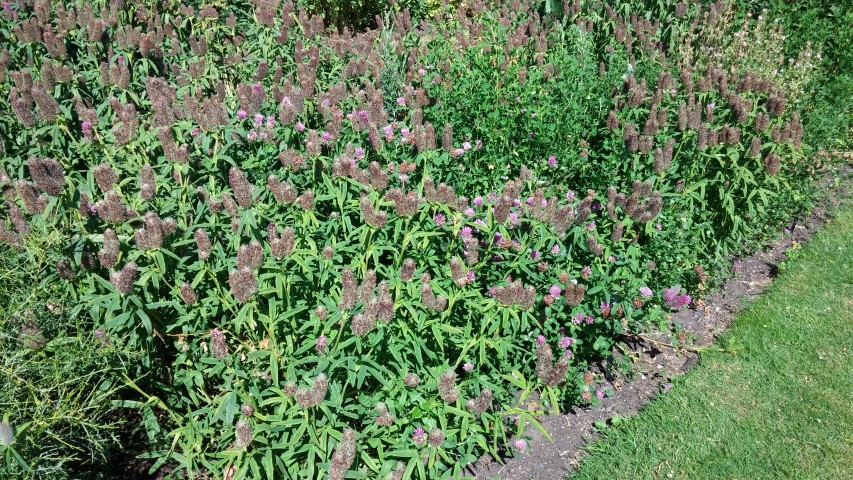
[
  {"xmin": 404, "ymin": 373, "xmax": 420, "ymax": 388},
  {"xmin": 234, "ymin": 419, "xmax": 252, "ymax": 449},
  {"xmin": 237, "ymin": 239, "xmax": 264, "ymax": 269},
  {"xmin": 28, "ymin": 157, "xmax": 64, "ymax": 195},
  {"xmin": 110, "ymin": 261, "xmax": 138, "ymax": 295},
  {"xmin": 210, "ymin": 328, "xmax": 228, "ymax": 358},
  {"xmin": 228, "ymin": 167, "xmax": 254, "ymax": 207},
  {"xmin": 228, "ymin": 266, "xmax": 258, "ymax": 303},
  {"xmin": 98, "ymin": 228, "xmax": 120, "ymax": 268},
  {"xmin": 180, "ymin": 283, "xmax": 197, "ymax": 304},
  {"xmin": 374, "ymin": 403, "xmax": 395, "ymax": 426},
  {"xmin": 438, "ymin": 368, "xmax": 459, "ymax": 403},
  {"xmin": 329, "ymin": 428, "xmax": 356, "ymax": 480},
  {"xmin": 195, "ymin": 229, "xmax": 212, "ymax": 260},
  {"xmin": 93, "ymin": 163, "xmax": 118, "ymax": 192},
  {"xmin": 428, "ymin": 429, "xmax": 444, "ymax": 447},
  {"xmin": 400, "ymin": 258, "xmax": 416, "ymax": 281}
]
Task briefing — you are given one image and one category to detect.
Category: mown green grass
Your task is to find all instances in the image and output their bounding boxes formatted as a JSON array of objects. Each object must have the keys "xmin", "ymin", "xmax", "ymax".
[{"xmin": 571, "ymin": 204, "xmax": 853, "ymax": 480}]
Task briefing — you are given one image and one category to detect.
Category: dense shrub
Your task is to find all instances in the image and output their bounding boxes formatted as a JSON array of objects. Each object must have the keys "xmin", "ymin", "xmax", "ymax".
[{"xmin": 0, "ymin": 0, "xmax": 832, "ymax": 478}]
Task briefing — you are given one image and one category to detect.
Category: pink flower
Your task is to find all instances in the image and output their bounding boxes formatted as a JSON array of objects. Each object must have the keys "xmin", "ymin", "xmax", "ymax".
[
  {"xmin": 462, "ymin": 362, "xmax": 474, "ymax": 371},
  {"xmin": 399, "ymin": 174, "xmax": 409, "ymax": 183},
  {"xmin": 412, "ymin": 427, "xmax": 426, "ymax": 444},
  {"xmin": 321, "ymin": 131, "xmax": 332, "ymax": 143},
  {"xmin": 473, "ymin": 196, "xmax": 483, "ymax": 206},
  {"xmin": 354, "ymin": 147, "xmax": 365, "ymax": 159},
  {"xmin": 295, "ymin": 121, "xmax": 305, "ymax": 132},
  {"xmin": 585, "ymin": 221, "xmax": 596, "ymax": 231},
  {"xmin": 559, "ymin": 336, "xmax": 573, "ymax": 348},
  {"xmin": 433, "ymin": 214, "xmax": 446, "ymax": 226},
  {"xmin": 462, "ymin": 141, "xmax": 472, "ymax": 150},
  {"xmin": 639, "ymin": 286, "xmax": 653, "ymax": 298},
  {"xmin": 547, "ymin": 155, "xmax": 557, "ymax": 167},
  {"xmin": 418, "ymin": 68, "xmax": 426, "ymax": 76},
  {"xmin": 573, "ymin": 313, "xmax": 584, "ymax": 325},
  {"xmin": 531, "ymin": 250, "xmax": 541, "ymax": 260},
  {"xmin": 509, "ymin": 212, "xmax": 519, "ymax": 226},
  {"xmin": 513, "ymin": 439, "xmax": 527, "ymax": 453},
  {"xmin": 565, "ymin": 190, "xmax": 576, "ymax": 201},
  {"xmin": 536, "ymin": 335, "xmax": 546, "ymax": 346},
  {"xmin": 396, "ymin": 96, "xmax": 406, "ymax": 106},
  {"xmin": 81, "ymin": 121, "xmax": 93, "ymax": 138},
  {"xmin": 466, "ymin": 270, "xmax": 475, "ymax": 283},
  {"xmin": 548, "ymin": 285, "xmax": 562, "ymax": 298},
  {"xmin": 459, "ymin": 226, "xmax": 473, "ymax": 238},
  {"xmin": 315, "ymin": 335, "xmax": 327, "ymax": 355},
  {"xmin": 663, "ymin": 286, "xmax": 691, "ymax": 308},
  {"xmin": 550, "ymin": 244, "xmax": 561, "ymax": 255},
  {"xmin": 596, "ymin": 388, "xmax": 605, "ymax": 400},
  {"xmin": 236, "ymin": 109, "xmax": 247, "ymax": 120},
  {"xmin": 253, "ymin": 113, "xmax": 264, "ymax": 126},
  {"xmin": 464, "ymin": 208, "xmax": 475, "ymax": 216}
]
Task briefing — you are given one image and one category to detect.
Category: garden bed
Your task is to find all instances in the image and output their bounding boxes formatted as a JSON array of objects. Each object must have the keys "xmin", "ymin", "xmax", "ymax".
[
  {"xmin": 471, "ymin": 158, "xmax": 853, "ymax": 479},
  {"xmin": 0, "ymin": 1, "xmax": 850, "ymax": 478}
]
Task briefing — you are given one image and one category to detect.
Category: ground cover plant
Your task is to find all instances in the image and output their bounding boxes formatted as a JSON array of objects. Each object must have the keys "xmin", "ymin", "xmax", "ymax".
[
  {"xmin": 571, "ymin": 201, "xmax": 853, "ymax": 480},
  {"xmin": 0, "ymin": 0, "xmax": 842, "ymax": 478}
]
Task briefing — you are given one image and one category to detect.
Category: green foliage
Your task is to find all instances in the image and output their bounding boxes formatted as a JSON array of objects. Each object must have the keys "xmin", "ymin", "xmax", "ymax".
[
  {"xmin": 572, "ymin": 203, "xmax": 853, "ymax": 480},
  {"xmin": 0, "ymin": 0, "xmax": 841, "ymax": 478},
  {"xmin": 0, "ymin": 239, "xmax": 133, "ymax": 479}
]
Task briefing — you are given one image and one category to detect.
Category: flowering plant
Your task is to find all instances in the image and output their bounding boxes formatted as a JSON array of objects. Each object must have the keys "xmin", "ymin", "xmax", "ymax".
[{"xmin": 0, "ymin": 0, "xmax": 819, "ymax": 478}]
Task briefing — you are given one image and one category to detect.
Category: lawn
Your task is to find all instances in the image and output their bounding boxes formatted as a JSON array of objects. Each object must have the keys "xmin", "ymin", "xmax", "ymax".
[{"xmin": 572, "ymin": 203, "xmax": 853, "ymax": 480}]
